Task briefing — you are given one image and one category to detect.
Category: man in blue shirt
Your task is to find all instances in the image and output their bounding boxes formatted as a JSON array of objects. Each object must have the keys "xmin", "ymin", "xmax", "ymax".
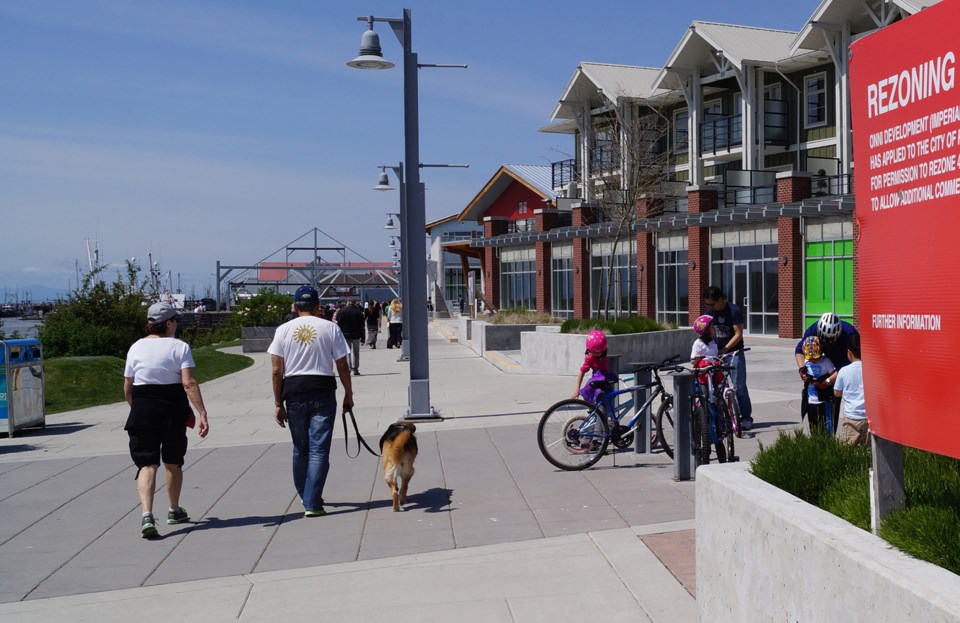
[{"xmin": 704, "ymin": 286, "xmax": 753, "ymax": 430}]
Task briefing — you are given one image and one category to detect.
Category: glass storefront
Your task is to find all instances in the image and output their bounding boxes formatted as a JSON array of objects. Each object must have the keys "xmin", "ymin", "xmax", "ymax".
[
  {"xmin": 551, "ymin": 242, "xmax": 573, "ymax": 319},
  {"xmin": 500, "ymin": 246, "xmax": 536, "ymax": 311},
  {"xmin": 656, "ymin": 232, "xmax": 689, "ymax": 326},
  {"xmin": 710, "ymin": 225, "xmax": 779, "ymax": 335},
  {"xmin": 591, "ymin": 238, "xmax": 636, "ymax": 318}
]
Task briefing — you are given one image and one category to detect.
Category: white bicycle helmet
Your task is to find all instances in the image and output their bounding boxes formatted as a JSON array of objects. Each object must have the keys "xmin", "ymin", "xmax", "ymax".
[{"xmin": 816, "ymin": 312, "xmax": 842, "ymax": 343}]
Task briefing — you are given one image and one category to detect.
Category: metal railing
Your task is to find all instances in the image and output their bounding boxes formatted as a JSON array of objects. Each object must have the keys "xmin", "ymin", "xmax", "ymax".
[
  {"xmin": 551, "ymin": 159, "xmax": 576, "ymax": 190},
  {"xmin": 721, "ymin": 169, "xmax": 777, "ymax": 207},
  {"xmin": 700, "ymin": 114, "xmax": 742, "ymax": 153},
  {"xmin": 811, "ymin": 173, "xmax": 854, "ymax": 196}
]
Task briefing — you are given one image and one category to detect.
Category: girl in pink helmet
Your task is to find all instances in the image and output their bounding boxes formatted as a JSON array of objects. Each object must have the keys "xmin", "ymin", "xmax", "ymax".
[
  {"xmin": 691, "ymin": 314, "xmax": 718, "ymax": 364},
  {"xmin": 572, "ymin": 330, "xmax": 617, "ymax": 404}
]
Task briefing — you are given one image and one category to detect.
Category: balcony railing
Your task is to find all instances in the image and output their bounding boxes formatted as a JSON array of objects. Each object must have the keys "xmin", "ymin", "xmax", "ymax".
[
  {"xmin": 721, "ymin": 169, "xmax": 776, "ymax": 207},
  {"xmin": 551, "ymin": 158, "xmax": 576, "ymax": 191},
  {"xmin": 590, "ymin": 145, "xmax": 621, "ymax": 175},
  {"xmin": 701, "ymin": 114, "xmax": 742, "ymax": 153},
  {"xmin": 661, "ymin": 196, "xmax": 689, "ymax": 214},
  {"xmin": 812, "ymin": 173, "xmax": 854, "ymax": 196}
]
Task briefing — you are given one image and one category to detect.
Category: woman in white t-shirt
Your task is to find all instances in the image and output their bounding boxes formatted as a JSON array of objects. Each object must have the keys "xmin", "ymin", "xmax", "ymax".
[{"xmin": 123, "ymin": 302, "xmax": 209, "ymax": 539}]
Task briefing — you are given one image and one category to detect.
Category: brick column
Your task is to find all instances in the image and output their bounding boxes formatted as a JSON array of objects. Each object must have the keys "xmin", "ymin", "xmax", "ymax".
[
  {"xmin": 636, "ymin": 196, "xmax": 660, "ymax": 319},
  {"xmin": 775, "ymin": 171, "xmax": 813, "ymax": 338},
  {"xmin": 776, "ymin": 170, "xmax": 812, "ymax": 203},
  {"xmin": 572, "ymin": 204, "xmax": 598, "ymax": 319},
  {"xmin": 534, "ymin": 209, "xmax": 558, "ymax": 314},
  {"xmin": 686, "ymin": 186, "xmax": 717, "ymax": 325},
  {"xmin": 777, "ymin": 217, "xmax": 804, "ymax": 338},
  {"xmin": 482, "ymin": 217, "xmax": 507, "ymax": 310}
]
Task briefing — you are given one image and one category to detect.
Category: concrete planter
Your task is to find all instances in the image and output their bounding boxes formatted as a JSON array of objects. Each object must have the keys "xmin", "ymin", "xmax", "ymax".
[
  {"xmin": 240, "ymin": 326, "xmax": 276, "ymax": 353},
  {"xmin": 697, "ymin": 464, "xmax": 960, "ymax": 622},
  {"xmin": 520, "ymin": 328, "xmax": 694, "ymax": 376},
  {"xmin": 465, "ymin": 321, "xmax": 546, "ymax": 356}
]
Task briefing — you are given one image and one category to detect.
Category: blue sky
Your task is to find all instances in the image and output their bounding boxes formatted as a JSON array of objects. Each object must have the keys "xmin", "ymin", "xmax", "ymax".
[{"xmin": 1, "ymin": 0, "xmax": 818, "ymax": 299}]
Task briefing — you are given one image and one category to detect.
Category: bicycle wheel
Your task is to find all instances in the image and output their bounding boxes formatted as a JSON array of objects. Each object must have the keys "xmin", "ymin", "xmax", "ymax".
[
  {"xmin": 712, "ymin": 400, "xmax": 729, "ymax": 464},
  {"xmin": 693, "ymin": 399, "xmax": 711, "ymax": 467},
  {"xmin": 655, "ymin": 398, "xmax": 675, "ymax": 459},
  {"xmin": 724, "ymin": 388, "xmax": 743, "ymax": 438},
  {"xmin": 537, "ymin": 399, "xmax": 610, "ymax": 471},
  {"xmin": 717, "ymin": 398, "xmax": 738, "ymax": 462}
]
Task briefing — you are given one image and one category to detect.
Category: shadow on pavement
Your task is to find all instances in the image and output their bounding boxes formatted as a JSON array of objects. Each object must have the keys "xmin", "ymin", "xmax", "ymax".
[
  {"xmin": 0, "ymin": 443, "xmax": 39, "ymax": 455},
  {"xmin": 20, "ymin": 422, "xmax": 94, "ymax": 437},
  {"xmin": 162, "ymin": 514, "xmax": 289, "ymax": 537}
]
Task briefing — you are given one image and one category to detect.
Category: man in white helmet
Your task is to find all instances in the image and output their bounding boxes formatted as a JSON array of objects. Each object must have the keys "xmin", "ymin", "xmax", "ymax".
[{"xmin": 794, "ymin": 313, "xmax": 859, "ymax": 375}]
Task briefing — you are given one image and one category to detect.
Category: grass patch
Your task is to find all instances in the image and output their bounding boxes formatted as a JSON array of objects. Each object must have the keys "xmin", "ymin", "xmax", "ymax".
[
  {"xmin": 43, "ymin": 346, "xmax": 253, "ymax": 414},
  {"xmin": 44, "ymin": 356, "xmax": 127, "ymax": 414},
  {"xmin": 751, "ymin": 430, "xmax": 960, "ymax": 576},
  {"xmin": 487, "ymin": 308, "xmax": 562, "ymax": 325},
  {"xmin": 560, "ymin": 316, "xmax": 664, "ymax": 335}
]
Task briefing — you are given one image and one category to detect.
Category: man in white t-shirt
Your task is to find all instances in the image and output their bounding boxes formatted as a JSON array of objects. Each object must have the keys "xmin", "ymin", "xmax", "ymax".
[
  {"xmin": 268, "ymin": 285, "xmax": 353, "ymax": 517},
  {"xmin": 834, "ymin": 334, "xmax": 868, "ymax": 445}
]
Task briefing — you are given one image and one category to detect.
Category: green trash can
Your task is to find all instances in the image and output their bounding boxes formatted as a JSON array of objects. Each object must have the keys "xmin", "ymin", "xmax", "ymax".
[{"xmin": 0, "ymin": 338, "xmax": 45, "ymax": 437}]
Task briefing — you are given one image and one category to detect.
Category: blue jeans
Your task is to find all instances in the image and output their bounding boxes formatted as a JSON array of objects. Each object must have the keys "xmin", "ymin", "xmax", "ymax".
[
  {"xmin": 728, "ymin": 350, "xmax": 753, "ymax": 422},
  {"xmin": 285, "ymin": 393, "xmax": 337, "ymax": 511}
]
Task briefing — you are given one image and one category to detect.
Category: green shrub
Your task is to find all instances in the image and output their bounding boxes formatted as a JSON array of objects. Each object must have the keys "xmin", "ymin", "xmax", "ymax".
[
  {"xmin": 178, "ymin": 326, "xmax": 240, "ymax": 349},
  {"xmin": 560, "ymin": 316, "xmax": 663, "ymax": 334},
  {"xmin": 228, "ymin": 289, "xmax": 292, "ymax": 329},
  {"xmin": 880, "ymin": 505, "xmax": 960, "ymax": 575},
  {"xmin": 38, "ymin": 264, "xmax": 147, "ymax": 358},
  {"xmin": 903, "ymin": 447, "xmax": 960, "ymax": 509},
  {"xmin": 820, "ymin": 473, "xmax": 871, "ymax": 530},
  {"xmin": 750, "ymin": 429, "xmax": 871, "ymax": 506}
]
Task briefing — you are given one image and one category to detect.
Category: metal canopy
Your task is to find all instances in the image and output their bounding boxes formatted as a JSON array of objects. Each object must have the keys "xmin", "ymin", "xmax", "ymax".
[{"xmin": 471, "ymin": 195, "xmax": 855, "ymax": 246}]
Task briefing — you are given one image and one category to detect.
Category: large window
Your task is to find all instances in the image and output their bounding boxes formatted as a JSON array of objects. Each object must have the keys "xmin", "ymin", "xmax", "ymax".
[
  {"xmin": 805, "ymin": 72, "xmax": 827, "ymax": 128},
  {"xmin": 551, "ymin": 242, "xmax": 573, "ymax": 319},
  {"xmin": 591, "ymin": 239, "xmax": 636, "ymax": 318},
  {"xmin": 500, "ymin": 246, "xmax": 536, "ymax": 311},
  {"xmin": 673, "ymin": 108, "xmax": 689, "ymax": 153},
  {"xmin": 656, "ymin": 232, "xmax": 689, "ymax": 326},
  {"xmin": 710, "ymin": 226, "xmax": 779, "ymax": 335},
  {"xmin": 443, "ymin": 267, "xmax": 466, "ymax": 302}
]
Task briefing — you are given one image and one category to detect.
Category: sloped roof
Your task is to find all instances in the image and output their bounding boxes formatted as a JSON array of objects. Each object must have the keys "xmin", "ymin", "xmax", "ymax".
[
  {"xmin": 655, "ymin": 21, "xmax": 798, "ymax": 91},
  {"xmin": 551, "ymin": 63, "xmax": 665, "ymax": 122},
  {"xmin": 457, "ymin": 164, "xmax": 558, "ymax": 223},
  {"xmin": 791, "ymin": 0, "xmax": 940, "ymax": 53}
]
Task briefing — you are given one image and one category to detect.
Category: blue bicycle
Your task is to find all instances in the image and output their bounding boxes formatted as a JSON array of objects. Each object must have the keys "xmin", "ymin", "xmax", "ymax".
[{"xmin": 537, "ymin": 356, "xmax": 682, "ymax": 471}]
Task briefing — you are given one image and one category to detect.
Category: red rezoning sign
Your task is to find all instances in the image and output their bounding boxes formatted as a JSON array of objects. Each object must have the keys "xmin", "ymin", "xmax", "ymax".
[{"xmin": 850, "ymin": 0, "xmax": 960, "ymax": 458}]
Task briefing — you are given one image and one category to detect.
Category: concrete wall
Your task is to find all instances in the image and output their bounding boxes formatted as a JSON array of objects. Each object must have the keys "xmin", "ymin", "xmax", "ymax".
[
  {"xmin": 697, "ymin": 464, "xmax": 960, "ymax": 622},
  {"xmin": 458, "ymin": 315, "xmax": 472, "ymax": 345},
  {"xmin": 469, "ymin": 322, "xmax": 541, "ymax": 352},
  {"xmin": 520, "ymin": 328, "xmax": 694, "ymax": 376}
]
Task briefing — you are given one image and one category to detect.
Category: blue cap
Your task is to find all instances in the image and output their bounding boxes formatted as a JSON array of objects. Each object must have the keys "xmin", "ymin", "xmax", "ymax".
[{"xmin": 294, "ymin": 285, "xmax": 319, "ymax": 304}]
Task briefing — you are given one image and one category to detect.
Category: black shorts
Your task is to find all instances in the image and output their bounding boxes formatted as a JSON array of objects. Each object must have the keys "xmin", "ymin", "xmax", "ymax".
[{"xmin": 127, "ymin": 421, "xmax": 188, "ymax": 469}]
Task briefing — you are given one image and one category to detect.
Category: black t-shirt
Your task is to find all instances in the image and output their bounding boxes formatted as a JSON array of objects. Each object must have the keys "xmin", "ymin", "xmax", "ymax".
[{"xmin": 707, "ymin": 301, "xmax": 744, "ymax": 352}]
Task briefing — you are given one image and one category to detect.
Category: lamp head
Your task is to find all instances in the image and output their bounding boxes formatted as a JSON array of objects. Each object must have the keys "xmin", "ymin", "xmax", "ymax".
[
  {"xmin": 347, "ymin": 28, "xmax": 395, "ymax": 70},
  {"xmin": 373, "ymin": 171, "xmax": 394, "ymax": 191},
  {"xmin": 384, "ymin": 214, "xmax": 396, "ymax": 230}
]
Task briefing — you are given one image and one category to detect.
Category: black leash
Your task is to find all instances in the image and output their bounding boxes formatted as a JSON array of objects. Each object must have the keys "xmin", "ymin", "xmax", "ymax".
[{"xmin": 341, "ymin": 409, "xmax": 380, "ymax": 458}]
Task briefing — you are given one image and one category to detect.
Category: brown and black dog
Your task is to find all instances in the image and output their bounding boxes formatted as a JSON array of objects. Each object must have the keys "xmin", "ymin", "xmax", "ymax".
[{"xmin": 378, "ymin": 421, "xmax": 418, "ymax": 511}]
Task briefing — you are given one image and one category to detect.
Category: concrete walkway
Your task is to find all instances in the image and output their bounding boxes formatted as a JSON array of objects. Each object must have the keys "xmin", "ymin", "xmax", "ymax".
[{"xmin": 0, "ymin": 321, "xmax": 804, "ymax": 622}]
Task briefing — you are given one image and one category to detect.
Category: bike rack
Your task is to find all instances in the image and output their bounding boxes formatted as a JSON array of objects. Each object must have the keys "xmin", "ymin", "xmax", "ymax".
[
  {"xmin": 629, "ymin": 364, "xmax": 653, "ymax": 455},
  {"xmin": 672, "ymin": 371, "xmax": 696, "ymax": 481}
]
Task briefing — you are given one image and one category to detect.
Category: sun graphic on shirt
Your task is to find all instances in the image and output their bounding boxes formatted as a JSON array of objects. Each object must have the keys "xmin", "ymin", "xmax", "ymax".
[{"xmin": 293, "ymin": 325, "xmax": 317, "ymax": 345}]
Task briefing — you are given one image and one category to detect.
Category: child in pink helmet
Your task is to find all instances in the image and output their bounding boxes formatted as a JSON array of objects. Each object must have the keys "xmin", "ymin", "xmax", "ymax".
[
  {"xmin": 572, "ymin": 330, "xmax": 617, "ymax": 404},
  {"xmin": 691, "ymin": 314, "xmax": 718, "ymax": 364}
]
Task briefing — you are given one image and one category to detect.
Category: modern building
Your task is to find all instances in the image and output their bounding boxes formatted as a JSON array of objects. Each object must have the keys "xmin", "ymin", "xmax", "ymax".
[
  {"xmin": 425, "ymin": 214, "xmax": 482, "ymax": 316},
  {"xmin": 459, "ymin": 0, "xmax": 932, "ymax": 338}
]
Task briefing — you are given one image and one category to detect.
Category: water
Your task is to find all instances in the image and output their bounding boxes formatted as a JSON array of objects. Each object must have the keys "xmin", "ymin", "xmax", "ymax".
[{"xmin": 0, "ymin": 318, "xmax": 42, "ymax": 339}]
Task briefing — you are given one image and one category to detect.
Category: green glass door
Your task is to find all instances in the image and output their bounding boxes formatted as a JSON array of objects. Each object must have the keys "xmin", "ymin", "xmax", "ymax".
[{"xmin": 804, "ymin": 239, "xmax": 853, "ymax": 327}]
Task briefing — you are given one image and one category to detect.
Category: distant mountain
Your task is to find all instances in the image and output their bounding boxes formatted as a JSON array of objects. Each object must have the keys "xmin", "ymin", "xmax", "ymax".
[{"xmin": 0, "ymin": 284, "xmax": 70, "ymax": 303}]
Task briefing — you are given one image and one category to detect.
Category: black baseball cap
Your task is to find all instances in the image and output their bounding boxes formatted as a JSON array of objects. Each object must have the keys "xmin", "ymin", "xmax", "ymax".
[{"xmin": 294, "ymin": 285, "xmax": 319, "ymax": 304}]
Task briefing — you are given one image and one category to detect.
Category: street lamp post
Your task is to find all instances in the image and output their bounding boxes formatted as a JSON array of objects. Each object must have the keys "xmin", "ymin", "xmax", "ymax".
[
  {"xmin": 348, "ymin": 9, "xmax": 465, "ymax": 419},
  {"xmin": 378, "ymin": 166, "xmax": 411, "ymax": 362}
]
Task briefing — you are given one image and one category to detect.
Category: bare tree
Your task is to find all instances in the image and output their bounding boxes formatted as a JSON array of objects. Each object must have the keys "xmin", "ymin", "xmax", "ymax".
[{"xmin": 581, "ymin": 98, "xmax": 674, "ymax": 319}]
